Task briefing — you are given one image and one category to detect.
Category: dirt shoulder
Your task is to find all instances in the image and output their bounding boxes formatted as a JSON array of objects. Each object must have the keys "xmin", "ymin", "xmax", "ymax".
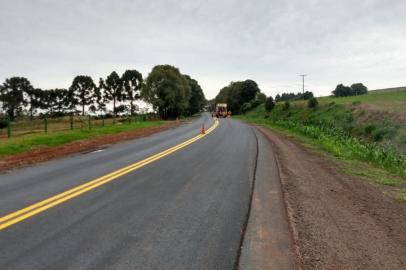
[
  {"xmin": 0, "ymin": 121, "xmax": 183, "ymax": 173},
  {"xmin": 256, "ymin": 125, "xmax": 406, "ymax": 270}
]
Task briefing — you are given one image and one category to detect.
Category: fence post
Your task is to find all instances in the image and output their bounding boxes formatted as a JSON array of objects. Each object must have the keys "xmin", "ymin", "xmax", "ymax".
[
  {"xmin": 102, "ymin": 116, "xmax": 105, "ymax": 127},
  {"xmin": 44, "ymin": 116, "xmax": 48, "ymax": 134},
  {"xmin": 7, "ymin": 117, "xmax": 11, "ymax": 138},
  {"xmin": 88, "ymin": 115, "xmax": 91, "ymax": 130},
  {"xmin": 70, "ymin": 114, "xmax": 73, "ymax": 130}
]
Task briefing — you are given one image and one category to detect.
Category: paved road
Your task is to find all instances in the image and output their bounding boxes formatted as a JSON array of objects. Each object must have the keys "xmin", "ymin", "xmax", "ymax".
[{"xmin": 0, "ymin": 114, "xmax": 260, "ymax": 269}]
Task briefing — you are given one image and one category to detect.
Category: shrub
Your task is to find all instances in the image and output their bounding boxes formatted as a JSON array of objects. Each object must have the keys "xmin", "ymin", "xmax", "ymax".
[
  {"xmin": 265, "ymin": 96, "xmax": 275, "ymax": 112},
  {"xmin": 308, "ymin": 97, "xmax": 318, "ymax": 108}
]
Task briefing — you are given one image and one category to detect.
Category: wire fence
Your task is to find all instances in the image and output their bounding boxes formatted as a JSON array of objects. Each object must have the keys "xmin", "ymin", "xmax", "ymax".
[{"xmin": 0, "ymin": 114, "xmax": 160, "ymax": 139}]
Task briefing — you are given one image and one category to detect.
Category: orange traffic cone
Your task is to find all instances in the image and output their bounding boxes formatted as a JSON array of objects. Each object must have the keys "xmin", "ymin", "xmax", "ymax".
[{"xmin": 200, "ymin": 124, "xmax": 205, "ymax": 134}]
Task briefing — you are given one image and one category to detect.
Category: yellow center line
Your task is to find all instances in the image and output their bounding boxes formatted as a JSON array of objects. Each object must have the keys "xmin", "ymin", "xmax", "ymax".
[{"xmin": 0, "ymin": 119, "xmax": 219, "ymax": 231}]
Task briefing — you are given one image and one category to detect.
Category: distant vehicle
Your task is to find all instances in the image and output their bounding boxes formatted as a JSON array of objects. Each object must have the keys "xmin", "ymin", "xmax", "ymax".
[{"xmin": 215, "ymin": 103, "xmax": 228, "ymax": 118}]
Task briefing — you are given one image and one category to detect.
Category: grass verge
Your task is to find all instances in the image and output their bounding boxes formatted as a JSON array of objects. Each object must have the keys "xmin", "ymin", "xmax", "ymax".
[{"xmin": 0, "ymin": 121, "xmax": 164, "ymax": 157}]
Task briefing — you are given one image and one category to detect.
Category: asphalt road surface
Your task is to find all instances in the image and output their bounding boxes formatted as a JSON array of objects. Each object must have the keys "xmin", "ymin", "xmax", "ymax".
[{"xmin": 0, "ymin": 114, "xmax": 263, "ymax": 270}]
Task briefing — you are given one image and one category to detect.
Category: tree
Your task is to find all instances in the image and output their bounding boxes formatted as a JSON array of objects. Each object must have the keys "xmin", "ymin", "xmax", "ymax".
[
  {"xmin": 24, "ymin": 87, "xmax": 43, "ymax": 118},
  {"xmin": 332, "ymin": 84, "xmax": 353, "ymax": 97},
  {"xmin": 64, "ymin": 88, "xmax": 78, "ymax": 114},
  {"xmin": 241, "ymin": 102, "xmax": 252, "ymax": 114},
  {"xmin": 184, "ymin": 75, "xmax": 206, "ymax": 115},
  {"xmin": 122, "ymin": 69, "xmax": 143, "ymax": 116},
  {"xmin": 256, "ymin": 92, "xmax": 267, "ymax": 104},
  {"xmin": 41, "ymin": 89, "xmax": 69, "ymax": 116},
  {"xmin": 70, "ymin": 76, "xmax": 96, "ymax": 116},
  {"xmin": 40, "ymin": 89, "xmax": 56, "ymax": 115},
  {"xmin": 240, "ymin": 80, "xmax": 260, "ymax": 104},
  {"xmin": 277, "ymin": 91, "xmax": 314, "ymax": 101},
  {"xmin": 249, "ymin": 92, "xmax": 266, "ymax": 109},
  {"xmin": 142, "ymin": 65, "xmax": 191, "ymax": 119},
  {"xmin": 308, "ymin": 97, "xmax": 318, "ymax": 108},
  {"xmin": 114, "ymin": 104, "xmax": 129, "ymax": 115},
  {"xmin": 90, "ymin": 79, "xmax": 107, "ymax": 115},
  {"xmin": 0, "ymin": 77, "xmax": 32, "ymax": 120},
  {"xmin": 214, "ymin": 79, "xmax": 260, "ymax": 114},
  {"xmin": 104, "ymin": 71, "xmax": 123, "ymax": 119},
  {"xmin": 303, "ymin": 91, "xmax": 314, "ymax": 100},
  {"xmin": 350, "ymin": 83, "xmax": 368, "ymax": 95},
  {"xmin": 265, "ymin": 96, "xmax": 275, "ymax": 112}
]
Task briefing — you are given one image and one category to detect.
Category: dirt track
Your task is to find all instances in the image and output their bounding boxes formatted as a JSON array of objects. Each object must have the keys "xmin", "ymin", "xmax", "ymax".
[{"xmin": 257, "ymin": 126, "xmax": 406, "ymax": 270}]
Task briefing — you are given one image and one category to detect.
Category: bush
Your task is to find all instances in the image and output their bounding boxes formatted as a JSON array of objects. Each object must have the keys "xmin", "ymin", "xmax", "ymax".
[
  {"xmin": 265, "ymin": 96, "xmax": 275, "ymax": 112},
  {"xmin": 308, "ymin": 97, "xmax": 318, "ymax": 108},
  {"xmin": 282, "ymin": 101, "xmax": 290, "ymax": 111}
]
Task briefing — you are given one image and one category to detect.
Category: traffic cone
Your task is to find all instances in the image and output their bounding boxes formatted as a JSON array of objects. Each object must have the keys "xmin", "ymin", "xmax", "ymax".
[{"xmin": 200, "ymin": 124, "xmax": 205, "ymax": 134}]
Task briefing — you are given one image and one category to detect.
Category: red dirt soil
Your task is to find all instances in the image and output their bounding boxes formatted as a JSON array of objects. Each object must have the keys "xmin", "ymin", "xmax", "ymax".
[
  {"xmin": 257, "ymin": 126, "xmax": 406, "ymax": 270},
  {"xmin": 0, "ymin": 121, "xmax": 182, "ymax": 173}
]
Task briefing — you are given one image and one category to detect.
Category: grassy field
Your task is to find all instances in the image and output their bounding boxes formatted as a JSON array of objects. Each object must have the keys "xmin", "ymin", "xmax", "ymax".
[
  {"xmin": 293, "ymin": 87, "xmax": 406, "ymax": 112},
  {"xmin": 237, "ymin": 87, "xmax": 406, "ymax": 192},
  {"xmin": 0, "ymin": 120, "xmax": 164, "ymax": 157},
  {"xmin": 0, "ymin": 115, "xmax": 159, "ymax": 139}
]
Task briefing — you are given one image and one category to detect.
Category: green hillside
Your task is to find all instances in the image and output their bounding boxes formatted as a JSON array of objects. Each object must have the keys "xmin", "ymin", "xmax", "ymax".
[{"xmin": 238, "ymin": 88, "xmax": 406, "ymax": 183}]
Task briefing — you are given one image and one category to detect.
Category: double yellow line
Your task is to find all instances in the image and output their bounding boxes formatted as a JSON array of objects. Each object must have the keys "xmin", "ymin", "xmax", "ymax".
[{"xmin": 0, "ymin": 119, "xmax": 219, "ymax": 231}]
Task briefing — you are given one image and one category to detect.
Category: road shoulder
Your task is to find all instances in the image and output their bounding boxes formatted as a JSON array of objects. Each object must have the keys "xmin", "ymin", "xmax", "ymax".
[
  {"xmin": 256, "ymin": 125, "xmax": 406, "ymax": 270},
  {"xmin": 239, "ymin": 128, "xmax": 297, "ymax": 270}
]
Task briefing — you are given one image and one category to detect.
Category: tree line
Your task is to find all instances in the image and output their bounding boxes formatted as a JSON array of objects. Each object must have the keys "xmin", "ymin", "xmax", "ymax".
[
  {"xmin": 332, "ymin": 83, "xmax": 368, "ymax": 97},
  {"xmin": 214, "ymin": 80, "xmax": 266, "ymax": 114},
  {"xmin": 275, "ymin": 91, "xmax": 314, "ymax": 102},
  {"xmin": 0, "ymin": 65, "xmax": 206, "ymax": 121}
]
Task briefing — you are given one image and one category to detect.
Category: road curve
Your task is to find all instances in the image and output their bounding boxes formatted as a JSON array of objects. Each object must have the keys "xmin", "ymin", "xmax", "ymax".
[{"xmin": 0, "ymin": 114, "xmax": 258, "ymax": 269}]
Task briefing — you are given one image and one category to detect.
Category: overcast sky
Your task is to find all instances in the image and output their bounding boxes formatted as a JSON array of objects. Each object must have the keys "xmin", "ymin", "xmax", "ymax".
[{"xmin": 1, "ymin": 0, "xmax": 405, "ymax": 99}]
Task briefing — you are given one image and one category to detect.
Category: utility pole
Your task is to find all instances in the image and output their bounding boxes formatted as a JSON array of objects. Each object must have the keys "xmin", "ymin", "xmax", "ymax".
[{"xmin": 299, "ymin": 74, "xmax": 307, "ymax": 99}]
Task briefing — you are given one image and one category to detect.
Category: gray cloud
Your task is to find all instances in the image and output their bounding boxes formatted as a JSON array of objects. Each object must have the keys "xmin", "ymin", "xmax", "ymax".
[{"xmin": 1, "ymin": 0, "xmax": 405, "ymax": 98}]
